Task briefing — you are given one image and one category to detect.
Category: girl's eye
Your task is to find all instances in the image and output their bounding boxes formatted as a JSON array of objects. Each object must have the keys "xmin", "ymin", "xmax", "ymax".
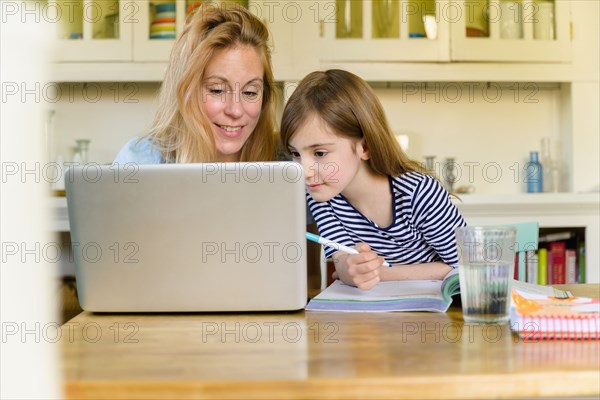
[
  {"xmin": 289, "ymin": 151, "xmax": 300, "ymax": 158},
  {"xmin": 315, "ymin": 151, "xmax": 328, "ymax": 158}
]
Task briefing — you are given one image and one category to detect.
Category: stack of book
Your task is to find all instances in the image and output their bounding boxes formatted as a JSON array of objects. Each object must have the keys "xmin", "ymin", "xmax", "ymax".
[
  {"xmin": 518, "ymin": 231, "xmax": 585, "ymax": 285},
  {"xmin": 510, "ymin": 288, "xmax": 599, "ymax": 340}
]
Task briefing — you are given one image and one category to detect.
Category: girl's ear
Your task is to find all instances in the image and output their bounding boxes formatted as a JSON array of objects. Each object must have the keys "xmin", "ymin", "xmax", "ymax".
[{"xmin": 358, "ymin": 139, "xmax": 370, "ymax": 161}]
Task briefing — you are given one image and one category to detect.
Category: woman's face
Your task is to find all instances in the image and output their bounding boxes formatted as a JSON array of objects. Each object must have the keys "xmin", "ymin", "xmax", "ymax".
[{"xmin": 202, "ymin": 45, "xmax": 264, "ymax": 162}]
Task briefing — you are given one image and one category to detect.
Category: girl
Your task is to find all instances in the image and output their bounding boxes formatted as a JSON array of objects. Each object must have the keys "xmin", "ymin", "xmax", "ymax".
[
  {"xmin": 114, "ymin": 5, "xmax": 277, "ymax": 164},
  {"xmin": 280, "ymin": 70, "xmax": 466, "ymax": 290}
]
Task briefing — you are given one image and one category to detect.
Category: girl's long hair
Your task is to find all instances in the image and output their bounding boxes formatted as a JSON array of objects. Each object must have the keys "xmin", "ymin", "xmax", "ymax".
[{"xmin": 280, "ymin": 69, "xmax": 429, "ymax": 177}]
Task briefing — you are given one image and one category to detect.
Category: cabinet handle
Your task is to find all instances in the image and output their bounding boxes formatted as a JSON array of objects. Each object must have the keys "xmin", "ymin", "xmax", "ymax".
[
  {"xmin": 319, "ymin": 20, "xmax": 324, "ymax": 38},
  {"xmin": 570, "ymin": 21, "xmax": 574, "ymax": 40}
]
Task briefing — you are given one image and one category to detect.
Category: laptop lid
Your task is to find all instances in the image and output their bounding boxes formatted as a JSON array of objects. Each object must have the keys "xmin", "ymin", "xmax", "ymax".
[{"xmin": 65, "ymin": 162, "xmax": 307, "ymax": 312}]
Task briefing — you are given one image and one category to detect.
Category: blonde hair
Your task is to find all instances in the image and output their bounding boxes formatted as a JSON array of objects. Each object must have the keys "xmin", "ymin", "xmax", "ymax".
[
  {"xmin": 145, "ymin": 4, "xmax": 277, "ymax": 163},
  {"xmin": 280, "ymin": 69, "xmax": 428, "ymax": 177}
]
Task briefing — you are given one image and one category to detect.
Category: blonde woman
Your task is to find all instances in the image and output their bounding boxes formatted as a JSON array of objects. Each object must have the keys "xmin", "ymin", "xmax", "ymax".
[
  {"xmin": 281, "ymin": 70, "xmax": 466, "ymax": 290},
  {"xmin": 115, "ymin": 4, "xmax": 277, "ymax": 164}
]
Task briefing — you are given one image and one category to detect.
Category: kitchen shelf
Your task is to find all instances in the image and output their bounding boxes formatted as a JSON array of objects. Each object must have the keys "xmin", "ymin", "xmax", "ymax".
[
  {"xmin": 454, "ymin": 192, "xmax": 599, "ymax": 284},
  {"xmin": 50, "ymin": 61, "xmax": 581, "ymax": 83},
  {"xmin": 454, "ymin": 192, "xmax": 599, "ymax": 207},
  {"xmin": 52, "ymin": 192, "xmax": 598, "ymax": 231}
]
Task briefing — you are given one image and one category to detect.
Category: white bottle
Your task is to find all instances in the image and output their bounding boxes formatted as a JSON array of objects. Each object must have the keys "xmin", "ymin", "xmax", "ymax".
[{"xmin": 51, "ymin": 155, "xmax": 65, "ymax": 191}]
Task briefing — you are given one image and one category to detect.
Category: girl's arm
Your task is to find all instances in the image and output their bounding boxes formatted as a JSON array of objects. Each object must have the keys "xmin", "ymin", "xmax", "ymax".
[{"xmin": 378, "ymin": 262, "xmax": 452, "ymax": 281}]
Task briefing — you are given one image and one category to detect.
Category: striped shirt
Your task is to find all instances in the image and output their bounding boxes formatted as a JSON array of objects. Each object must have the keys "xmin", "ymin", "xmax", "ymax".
[{"xmin": 307, "ymin": 172, "xmax": 466, "ymax": 267}]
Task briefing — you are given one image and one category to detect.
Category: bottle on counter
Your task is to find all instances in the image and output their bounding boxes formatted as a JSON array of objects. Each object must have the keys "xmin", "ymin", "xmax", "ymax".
[
  {"xmin": 525, "ymin": 151, "xmax": 543, "ymax": 193},
  {"xmin": 75, "ymin": 139, "xmax": 90, "ymax": 164},
  {"xmin": 540, "ymin": 137, "xmax": 563, "ymax": 192},
  {"xmin": 443, "ymin": 157, "xmax": 458, "ymax": 193}
]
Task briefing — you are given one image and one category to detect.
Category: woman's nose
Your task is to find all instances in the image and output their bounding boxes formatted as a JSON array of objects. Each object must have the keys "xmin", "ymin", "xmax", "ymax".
[{"xmin": 224, "ymin": 92, "xmax": 243, "ymax": 118}]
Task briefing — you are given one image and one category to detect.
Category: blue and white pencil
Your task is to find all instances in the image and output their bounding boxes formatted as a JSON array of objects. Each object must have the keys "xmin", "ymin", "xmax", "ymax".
[{"xmin": 305, "ymin": 232, "xmax": 390, "ymax": 267}]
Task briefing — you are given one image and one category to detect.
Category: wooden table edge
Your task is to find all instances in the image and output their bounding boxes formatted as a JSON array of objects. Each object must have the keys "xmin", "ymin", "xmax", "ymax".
[{"xmin": 65, "ymin": 370, "xmax": 600, "ymax": 400}]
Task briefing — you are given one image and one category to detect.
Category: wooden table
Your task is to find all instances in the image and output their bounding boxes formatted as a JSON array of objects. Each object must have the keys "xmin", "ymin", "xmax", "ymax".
[{"xmin": 61, "ymin": 285, "xmax": 600, "ymax": 399}]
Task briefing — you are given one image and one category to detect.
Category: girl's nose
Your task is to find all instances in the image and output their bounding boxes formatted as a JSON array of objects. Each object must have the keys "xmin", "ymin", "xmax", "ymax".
[{"xmin": 301, "ymin": 159, "xmax": 315, "ymax": 181}]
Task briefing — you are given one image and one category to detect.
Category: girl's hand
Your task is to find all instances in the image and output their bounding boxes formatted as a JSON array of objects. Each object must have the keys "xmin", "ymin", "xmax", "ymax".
[{"xmin": 332, "ymin": 243, "xmax": 384, "ymax": 290}]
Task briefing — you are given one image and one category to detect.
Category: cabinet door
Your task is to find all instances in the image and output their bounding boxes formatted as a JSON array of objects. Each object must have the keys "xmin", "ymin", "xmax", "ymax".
[
  {"xmin": 252, "ymin": 1, "xmax": 320, "ymax": 80},
  {"xmin": 319, "ymin": 0, "xmax": 450, "ymax": 62},
  {"xmin": 51, "ymin": 0, "xmax": 133, "ymax": 62},
  {"xmin": 132, "ymin": 0, "xmax": 187, "ymax": 62},
  {"xmin": 132, "ymin": 0, "xmax": 251, "ymax": 62},
  {"xmin": 450, "ymin": 0, "xmax": 571, "ymax": 62}
]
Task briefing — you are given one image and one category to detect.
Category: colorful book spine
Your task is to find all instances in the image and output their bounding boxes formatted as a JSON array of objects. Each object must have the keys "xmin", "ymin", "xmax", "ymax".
[
  {"xmin": 549, "ymin": 242, "xmax": 566, "ymax": 285},
  {"xmin": 578, "ymin": 242, "xmax": 586, "ymax": 283},
  {"xmin": 518, "ymin": 251, "xmax": 526, "ymax": 282},
  {"xmin": 537, "ymin": 248, "xmax": 547, "ymax": 285},
  {"xmin": 526, "ymin": 250, "xmax": 538, "ymax": 284},
  {"xmin": 565, "ymin": 249, "xmax": 577, "ymax": 284},
  {"xmin": 547, "ymin": 250, "xmax": 553, "ymax": 285}
]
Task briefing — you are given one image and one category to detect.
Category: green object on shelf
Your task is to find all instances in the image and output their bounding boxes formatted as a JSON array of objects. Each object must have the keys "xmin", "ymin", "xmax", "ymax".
[{"xmin": 578, "ymin": 241, "xmax": 586, "ymax": 283}]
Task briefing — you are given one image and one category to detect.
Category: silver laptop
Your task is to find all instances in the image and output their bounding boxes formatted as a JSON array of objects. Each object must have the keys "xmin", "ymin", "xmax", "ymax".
[{"xmin": 65, "ymin": 162, "xmax": 307, "ymax": 312}]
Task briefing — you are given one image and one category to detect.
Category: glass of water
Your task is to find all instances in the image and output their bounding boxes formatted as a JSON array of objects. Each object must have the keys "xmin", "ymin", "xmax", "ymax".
[{"xmin": 455, "ymin": 226, "xmax": 516, "ymax": 324}]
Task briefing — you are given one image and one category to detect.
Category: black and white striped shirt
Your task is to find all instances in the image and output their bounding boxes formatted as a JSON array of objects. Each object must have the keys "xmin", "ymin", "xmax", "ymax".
[{"xmin": 307, "ymin": 172, "xmax": 466, "ymax": 267}]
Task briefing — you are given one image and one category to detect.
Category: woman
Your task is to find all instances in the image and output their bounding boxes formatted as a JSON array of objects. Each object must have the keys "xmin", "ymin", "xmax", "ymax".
[{"xmin": 114, "ymin": 4, "xmax": 277, "ymax": 164}]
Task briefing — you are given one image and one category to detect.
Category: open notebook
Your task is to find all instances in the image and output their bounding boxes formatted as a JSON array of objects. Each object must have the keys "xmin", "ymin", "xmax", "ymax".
[
  {"xmin": 305, "ymin": 270, "xmax": 574, "ymax": 314},
  {"xmin": 306, "ymin": 269, "xmax": 460, "ymax": 313}
]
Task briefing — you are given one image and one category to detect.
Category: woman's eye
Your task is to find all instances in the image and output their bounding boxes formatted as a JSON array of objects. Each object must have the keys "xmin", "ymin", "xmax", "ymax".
[
  {"xmin": 242, "ymin": 86, "xmax": 262, "ymax": 101},
  {"xmin": 207, "ymin": 88, "xmax": 224, "ymax": 96},
  {"xmin": 242, "ymin": 91, "xmax": 259, "ymax": 100}
]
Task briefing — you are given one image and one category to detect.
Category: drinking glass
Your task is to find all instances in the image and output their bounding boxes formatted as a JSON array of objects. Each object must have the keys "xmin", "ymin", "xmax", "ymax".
[{"xmin": 456, "ymin": 226, "xmax": 516, "ymax": 324}]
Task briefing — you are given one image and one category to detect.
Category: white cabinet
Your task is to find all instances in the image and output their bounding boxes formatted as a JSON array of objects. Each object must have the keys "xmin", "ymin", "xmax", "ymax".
[
  {"xmin": 318, "ymin": 0, "xmax": 571, "ymax": 63},
  {"xmin": 319, "ymin": 0, "xmax": 450, "ymax": 62},
  {"xmin": 132, "ymin": 0, "xmax": 222, "ymax": 62},
  {"xmin": 450, "ymin": 0, "xmax": 571, "ymax": 62},
  {"xmin": 49, "ymin": 0, "xmax": 304, "ymax": 80},
  {"xmin": 48, "ymin": 0, "xmax": 575, "ymax": 81},
  {"xmin": 50, "ymin": 0, "xmax": 133, "ymax": 62},
  {"xmin": 50, "ymin": 0, "xmax": 234, "ymax": 62}
]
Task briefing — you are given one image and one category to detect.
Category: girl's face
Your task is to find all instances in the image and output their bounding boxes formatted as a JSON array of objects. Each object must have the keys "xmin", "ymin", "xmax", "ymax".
[
  {"xmin": 202, "ymin": 45, "xmax": 264, "ymax": 162},
  {"xmin": 288, "ymin": 114, "xmax": 369, "ymax": 202}
]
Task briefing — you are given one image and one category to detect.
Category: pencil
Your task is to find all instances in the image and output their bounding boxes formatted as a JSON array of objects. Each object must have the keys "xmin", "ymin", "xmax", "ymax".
[{"xmin": 305, "ymin": 232, "xmax": 391, "ymax": 267}]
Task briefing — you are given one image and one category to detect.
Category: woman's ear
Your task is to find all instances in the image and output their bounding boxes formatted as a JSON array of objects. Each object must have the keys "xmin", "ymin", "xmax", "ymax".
[{"xmin": 358, "ymin": 139, "xmax": 370, "ymax": 160}]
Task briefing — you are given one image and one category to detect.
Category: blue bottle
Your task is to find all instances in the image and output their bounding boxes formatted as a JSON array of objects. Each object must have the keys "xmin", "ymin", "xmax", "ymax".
[{"xmin": 525, "ymin": 151, "xmax": 543, "ymax": 193}]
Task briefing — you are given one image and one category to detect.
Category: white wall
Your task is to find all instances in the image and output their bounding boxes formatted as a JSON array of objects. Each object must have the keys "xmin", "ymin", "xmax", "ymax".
[
  {"xmin": 375, "ymin": 83, "xmax": 564, "ymax": 194},
  {"xmin": 49, "ymin": 82, "xmax": 159, "ymax": 164},
  {"xmin": 51, "ymin": 81, "xmax": 566, "ymax": 195},
  {"xmin": 569, "ymin": 0, "xmax": 600, "ymax": 193}
]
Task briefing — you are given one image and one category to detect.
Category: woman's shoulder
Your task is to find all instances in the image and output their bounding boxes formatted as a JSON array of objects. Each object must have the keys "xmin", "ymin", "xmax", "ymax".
[{"xmin": 113, "ymin": 137, "xmax": 165, "ymax": 165}]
